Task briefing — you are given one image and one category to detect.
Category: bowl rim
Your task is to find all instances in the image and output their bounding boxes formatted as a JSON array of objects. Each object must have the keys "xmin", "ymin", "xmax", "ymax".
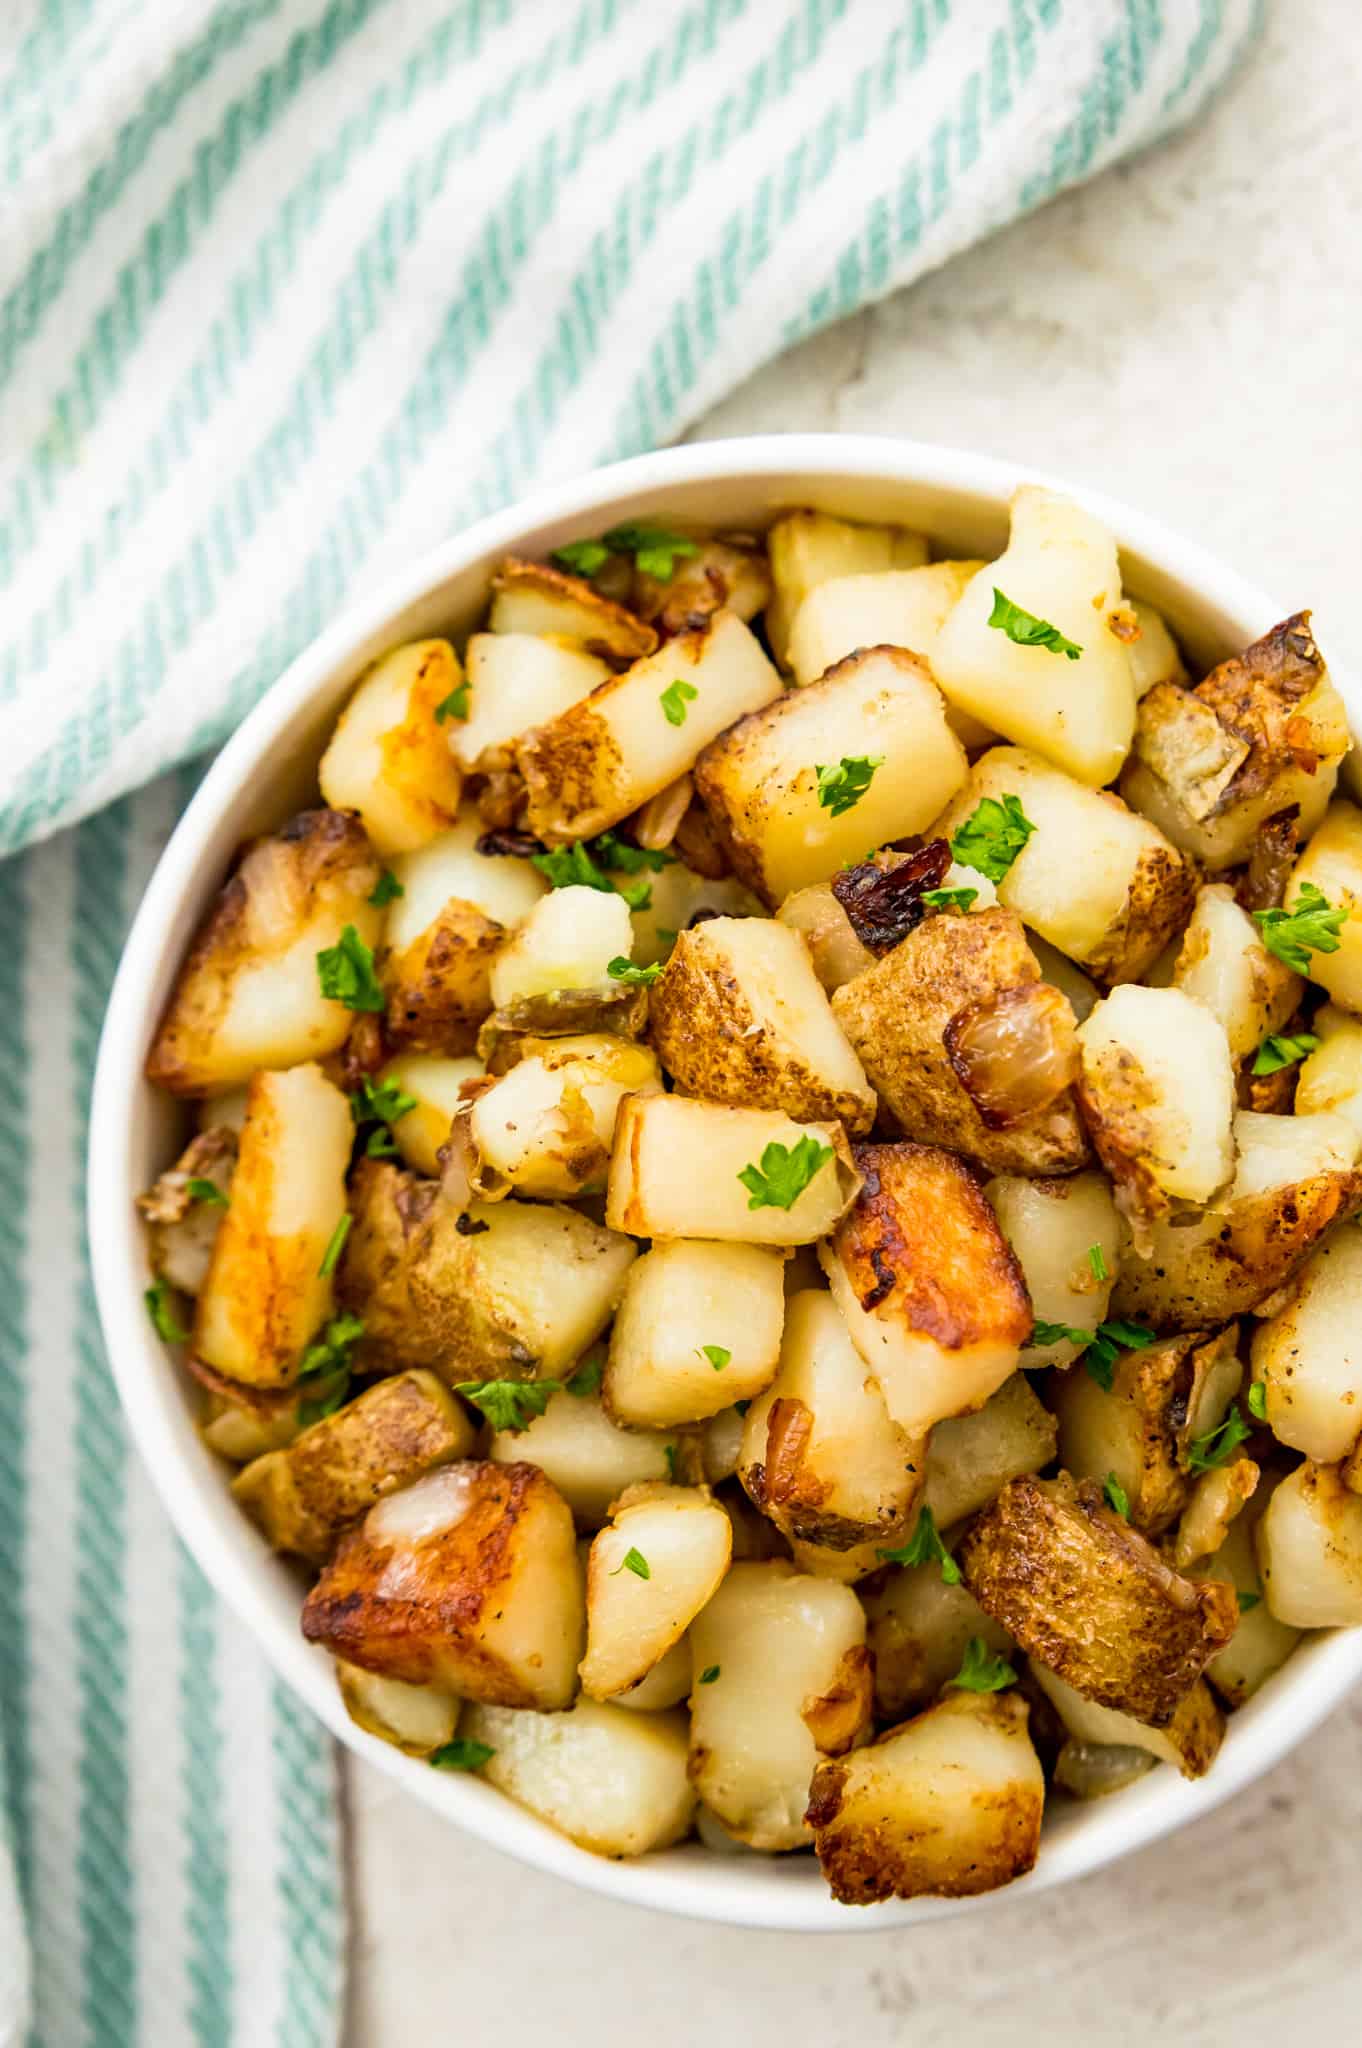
[{"xmin": 89, "ymin": 431, "xmax": 1362, "ymax": 1931}]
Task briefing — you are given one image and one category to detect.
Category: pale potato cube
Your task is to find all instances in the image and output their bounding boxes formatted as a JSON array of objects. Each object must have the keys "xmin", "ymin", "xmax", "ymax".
[
  {"xmin": 1295, "ymin": 1004, "xmax": 1362, "ymax": 1138},
  {"xmin": 931, "ymin": 486, "xmax": 1136, "ymax": 786},
  {"xmin": 986, "ymin": 1170, "xmax": 1120, "ymax": 1367},
  {"xmin": 580, "ymin": 1487, "xmax": 732, "ymax": 1699},
  {"xmin": 1257, "ymin": 1459, "xmax": 1362, "ymax": 1627},
  {"xmin": 1077, "ymin": 984, "xmax": 1236, "ymax": 1219},
  {"xmin": 465, "ymin": 1035, "xmax": 661, "ymax": 1198},
  {"xmin": 335, "ymin": 1662, "xmax": 460, "ymax": 1758},
  {"xmin": 318, "ymin": 638, "xmax": 464, "ymax": 855},
  {"xmin": 606, "ymin": 1096, "xmax": 857, "ymax": 1247},
  {"xmin": 860, "ymin": 1565, "xmax": 1013, "ymax": 1719},
  {"xmin": 489, "ymin": 885, "xmax": 634, "ymax": 1007},
  {"xmin": 488, "ymin": 1385, "xmax": 675, "ymax": 1529},
  {"xmin": 1172, "ymin": 882, "xmax": 1300, "ymax": 1062},
  {"xmin": 764, "ymin": 508, "xmax": 928, "ymax": 665},
  {"xmin": 1127, "ymin": 599, "xmax": 1187, "ymax": 699},
  {"xmin": 379, "ymin": 1053, "xmax": 482, "ymax": 1176},
  {"xmin": 1174, "ymin": 1458, "xmax": 1260, "ymax": 1571},
  {"xmin": 615, "ymin": 1636, "xmax": 692, "ymax": 1711},
  {"xmin": 605, "ymin": 1240, "xmax": 787, "ymax": 1428},
  {"xmin": 1030, "ymin": 1662, "xmax": 1222, "ymax": 1780},
  {"xmin": 1288, "ymin": 798, "xmax": 1362, "ymax": 1007},
  {"xmin": 456, "ymin": 633, "xmax": 611, "ymax": 767},
  {"xmin": 1193, "ymin": 1498, "xmax": 1300, "ymax": 1704},
  {"xmin": 785, "ymin": 558, "xmax": 982, "ymax": 688},
  {"xmin": 775, "ymin": 882, "xmax": 877, "ymax": 993},
  {"xmin": 1252, "ymin": 1225, "xmax": 1362, "ymax": 1462},
  {"xmin": 193, "ymin": 1065, "xmax": 351, "ymax": 1387},
  {"xmin": 919, "ymin": 1373, "xmax": 1059, "ymax": 1531},
  {"xmin": 388, "ymin": 812, "xmax": 547, "ymax": 943},
  {"xmin": 461, "ymin": 1698, "xmax": 694, "ymax": 1858},
  {"xmin": 488, "ymin": 557, "xmax": 657, "ymax": 662},
  {"xmin": 806, "ymin": 1689, "xmax": 1044, "ymax": 1904}
]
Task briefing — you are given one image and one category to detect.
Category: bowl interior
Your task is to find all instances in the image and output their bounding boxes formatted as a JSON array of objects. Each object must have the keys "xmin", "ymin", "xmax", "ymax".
[{"xmin": 92, "ymin": 437, "xmax": 1362, "ymax": 1930}]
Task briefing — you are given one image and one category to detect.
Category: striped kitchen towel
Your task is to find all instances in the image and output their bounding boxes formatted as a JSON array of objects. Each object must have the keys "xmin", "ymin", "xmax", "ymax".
[{"xmin": 0, "ymin": 3, "xmax": 1261, "ymax": 2042}]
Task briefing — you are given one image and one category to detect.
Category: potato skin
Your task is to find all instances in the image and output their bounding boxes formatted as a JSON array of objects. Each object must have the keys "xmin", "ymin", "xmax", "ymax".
[
  {"xmin": 383, "ymin": 902, "xmax": 505, "ymax": 1054},
  {"xmin": 958, "ymin": 1474, "xmax": 1239, "ymax": 1725}
]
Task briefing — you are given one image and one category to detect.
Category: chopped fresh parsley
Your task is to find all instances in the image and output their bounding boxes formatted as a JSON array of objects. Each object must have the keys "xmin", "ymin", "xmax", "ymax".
[
  {"xmin": 351, "ymin": 1074, "xmax": 418, "ymax": 1136},
  {"xmin": 317, "ymin": 1213, "xmax": 352, "ymax": 1278},
  {"xmin": 1103, "ymin": 1472, "xmax": 1130, "ymax": 1519},
  {"xmin": 607, "ymin": 956, "xmax": 663, "ymax": 985},
  {"xmin": 551, "ymin": 537, "xmax": 612, "ymax": 577},
  {"xmin": 660, "ymin": 678, "xmax": 698, "ymax": 727},
  {"xmin": 602, "ymin": 521, "xmax": 700, "ymax": 581},
  {"xmin": 567, "ymin": 1352, "xmax": 604, "ymax": 1398},
  {"xmin": 877, "ymin": 1506, "xmax": 960, "ymax": 1586},
  {"xmin": 1252, "ymin": 883, "xmax": 1348, "ymax": 974},
  {"xmin": 368, "ymin": 869, "xmax": 404, "ymax": 907},
  {"xmin": 1029, "ymin": 1316, "xmax": 1156, "ymax": 1390},
  {"xmin": 430, "ymin": 1738, "xmax": 496, "ymax": 1772},
  {"xmin": 297, "ymin": 1378, "xmax": 350, "ymax": 1427},
  {"xmin": 434, "ymin": 680, "xmax": 470, "ymax": 722},
  {"xmin": 589, "ymin": 831, "xmax": 674, "ymax": 877},
  {"xmin": 699, "ymin": 1665, "xmax": 720, "ymax": 1685},
  {"xmin": 664, "ymin": 1443, "xmax": 680, "ymax": 1481},
  {"xmin": 455, "ymin": 1379, "xmax": 562, "ymax": 1433},
  {"xmin": 1252, "ymin": 1030, "xmax": 1320, "ymax": 1076},
  {"xmin": 612, "ymin": 1546, "xmax": 651, "ymax": 1581},
  {"xmin": 186, "ymin": 1177, "xmax": 228, "ymax": 1208},
  {"xmin": 531, "ymin": 841, "xmax": 612, "ymax": 891},
  {"xmin": 364, "ymin": 1128, "xmax": 399, "ymax": 1159},
  {"xmin": 738, "ymin": 1135, "xmax": 834, "ymax": 1212},
  {"xmin": 1087, "ymin": 1243, "xmax": 1108, "ymax": 1283},
  {"xmin": 298, "ymin": 1311, "xmax": 366, "ymax": 1380},
  {"xmin": 316, "ymin": 925, "xmax": 385, "ymax": 1012},
  {"xmin": 949, "ymin": 794, "xmax": 1036, "ymax": 883},
  {"xmin": 946, "ymin": 1637, "xmax": 1018, "ymax": 1693},
  {"xmin": 814, "ymin": 755, "xmax": 884, "ymax": 819},
  {"xmin": 145, "ymin": 1280, "xmax": 190, "ymax": 1345},
  {"xmin": 921, "ymin": 886, "xmax": 978, "ymax": 913},
  {"xmin": 988, "ymin": 587, "xmax": 1082, "ymax": 660},
  {"xmin": 1237, "ymin": 1590, "xmax": 1262, "ymax": 1613},
  {"xmin": 1247, "ymin": 1380, "xmax": 1268, "ymax": 1422},
  {"xmin": 532, "ymin": 834, "xmax": 670, "ymax": 912},
  {"xmin": 1186, "ymin": 1406, "xmax": 1252, "ymax": 1473},
  {"xmin": 699, "ymin": 1345, "xmax": 731, "ymax": 1373}
]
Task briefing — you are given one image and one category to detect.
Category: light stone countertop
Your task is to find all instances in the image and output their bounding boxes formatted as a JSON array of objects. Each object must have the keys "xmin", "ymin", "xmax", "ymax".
[{"xmin": 347, "ymin": 8, "xmax": 1362, "ymax": 2039}]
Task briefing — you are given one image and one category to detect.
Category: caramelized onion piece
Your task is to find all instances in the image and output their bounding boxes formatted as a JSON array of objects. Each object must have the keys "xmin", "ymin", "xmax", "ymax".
[
  {"xmin": 944, "ymin": 982, "xmax": 1080, "ymax": 1130},
  {"xmin": 831, "ymin": 840, "xmax": 950, "ymax": 954},
  {"xmin": 1054, "ymin": 1741, "xmax": 1157, "ymax": 1801},
  {"xmin": 475, "ymin": 826, "xmax": 545, "ymax": 859},
  {"xmin": 672, "ymin": 799, "xmax": 731, "ymax": 880},
  {"xmin": 632, "ymin": 773, "xmax": 693, "ymax": 852},
  {"xmin": 475, "ymin": 986, "xmax": 649, "ymax": 1070}
]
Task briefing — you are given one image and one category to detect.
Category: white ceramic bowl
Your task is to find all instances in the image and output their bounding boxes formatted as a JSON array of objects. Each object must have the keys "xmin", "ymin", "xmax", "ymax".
[{"xmin": 90, "ymin": 434, "xmax": 1362, "ymax": 1930}]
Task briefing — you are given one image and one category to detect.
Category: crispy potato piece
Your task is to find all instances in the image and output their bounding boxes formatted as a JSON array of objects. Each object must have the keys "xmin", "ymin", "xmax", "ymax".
[
  {"xmin": 1030, "ymin": 1663, "xmax": 1223, "ymax": 1780},
  {"xmin": 232, "ymin": 1370, "xmax": 475, "ymax": 1562},
  {"xmin": 820, "ymin": 1143, "xmax": 1032, "ymax": 1440},
  {"xmin": 959, "ymin": 1474, "xmax": 1239, "ymax": 1724},
  {"xmin": 693, "ymin": 644, "xmax": 966, "ymax": 907},
  {"xmin": 764, "ymin": 508, "xmax": 928, "ymax": 667},
  {"xmin": 738, "ymin": 1291, "xmax": 924, "ymax": 1556},
  {"xmin": 1120, "ymin": 614, "xmax": 1349, "ymax": 869},
  {"xmin": 1192, "ymin": 1492, "xmax": 1299, "ymax": 1702},
  {"xmin": 607, "ymin": 1095, "xmax": 858, "ymax": 1246},
  {"xmin": 931, "ymin": 747, "xmax": 1194, "ymax": 985},
  {"xmin": 455, "ymin": 633, "xmax": 611, "ymax": 768},
  {"xmin": 605, "ymin": 1239, "xmax": 787, "ymax": 1428},
  {"xmin": 378, "ymin": 1053, "xmax": 482, "ymax": 1176},
  {"xmin": 931, "ymin": 487, "xmax": 1136, "ymax": 786},
  {"xmin": 518, "ymin": 612, "xmax": 782, "ymax": 844},
  {"xmin": 138, "ymin": 1126, "xmax": 237, "ymax": 1295},
  {"xmin": 785, "ymin": 558, "xmax": 984, "ymax": 700},
  {"xmin": 986, "ymin": 1171, "xmax": 1119, "ymax": 1368},
  {"xmin": 775, "ymin": 882, "xmax": 877, "ymax": 993},
  {"xmin": 192, "ymin": 1065, "xmax": 351, "ymax": 1388},
  {"xmin": 301, "ymin": 1460, "xmax": 584, "ymax": 1708},
  {"xmin": 580, "ymin": 1487, "xmax": 732, "ymax": 1699},
  {"xmin": 688, "ymin": 1561, "xmax": 871, "ymax": 1851},
  {"xmin": 832, "ymin": 906, "xmax": 1089, "ymax": 1176},
  {"xmin": 861, "ymin": 1565, "xmax": 1013, "ymax": 1719},
  {"xmin": 1295, "ymin": 1003, "xmax": 1362, "ymax": 1138},
  {"xmin": 1127, "ymin": 600, "xmax": 1187, "ymax": 699},
  {"xmin": 462, "ymin": 1034, "xmax": 661, "ymax": 1199},
  {"xmin": 1288, "ymin": 796, "xmax": 1362, "ymax": 1006},
  {"xmin": 650, "ymin": 915, "xmax": 875, "ymax": 1133},
  {"xmin": 461, "ymin": 1698, "xmax": 694, "ymax": 1858},
  {"xmin": 1172, "ymin": 883, "xmax": 1300, "ymax": 1063},
  {"xmin": 318, "ymin": 639, "xmax": 465, "ymax": 855},
  {"xmin": 146, "ymin": 809, "xmax": 383, "ymax": 1093},
  {"xmin": 806, "ymin": 1689, "xmax": 1043, "ymax": 1905},
  {"xmin": 339, "ymin": 1159, "xmax": 636, "ymax": 1381},
  {"xmin": 488, "ymin": 884, "xmax": 634, "ymax": 1008},
  {"xmin": 1174, "ymin": 1458, "xmax": 1260, "ymax": 1571},
  {"xmin": 488, "ymin": 557, "xmax": 657, "ymax": 661},
  {"xmin": 1257, "ymin": 1458, "xmax": 1362, "ymax": 1627},
  {"xmin": 1251, "ymin": 1224, "xmax": 1362, "ymax": 1462},
  {"xmin": 1110, "ymin": 1109, "xmax": 1362, "ymax": 1327},
  {"xmin": 488, "ymin": 1384, "xmax": 676, "ymax": 1529},
  {"xmin": 920, "ymin": 1373, "xmax": 1059, "ymax": 1532}
]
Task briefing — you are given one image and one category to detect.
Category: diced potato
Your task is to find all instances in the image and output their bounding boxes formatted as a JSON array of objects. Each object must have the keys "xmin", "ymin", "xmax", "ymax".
[
  {"xmin": 688, "ymin": 1561, "xmax": 871, "ymax": 1850},
  {"xmin": 764, "ymin": 509, "xmax": 928, "ymax": 666},
  {"xmin": 1127, "ymin": 600, "xmax": 1187, "ymax": 699},
  {"xmin": 146, "ymin": 809, "xmax": 383, "ymax": 1093},
  {"xmin": 1288, "ymin": 797, "xmax": 1362, "ymax": 1007},
  {"xmin": 340, "ymin": 1159, "xmax": 636, "ymax": 1380},
  {"xmin": 861, "ymin": 1565, "xmax": 1013, "ymax": 1719},
  {"xmin": 318, "ymin": 639, "xmax": 464, "ymax": 855},
  {"xmin": 460, "ymin": 1698, "xmax": 694, "ymax": 1858},
  {"xmin": 693, "ymin": 645, "xmax": 967, "ymax": 906},
  {"xmin": 580, "ymin": 1487, "xmax": 732, "ymax": 1699},
  {"xmin": 200, "ymin": 1392, "xmax": 302, "ymax": 1464},
  {"xmin": 606, "ymin": 1096, "xmax": 858, "ymax": 1247},
  {"xmin": 464, "ymin": 1035, "xmax": 661, "ymax": 1199},
  {"xmin": 958, "ymin": 1474, "xmax": 1238, "ymax": 1724},
  {"xmin": 1174, "ymin": 1458, "xmax": 1260, "ymax": 1571},
  {"xmin": 519, "ymin": 612, "xmax": 782, "ymax": 843},
  {"xmin": 930, "ymin": 487, "xmax": 1136, "ymax": 786},
  {"xmin": 785, "ymin": 558, "xmax": 982, "ymax": 690},
  {"xmin": 775, "ymin": 883, "xmax": 876, "ymax": 993},
  {"xmin": 455, "ymin": 633, "xmax": 611, "ymax": 767},
  {"xmin": 487, "ymin": 557, "xmax": 657, "ymax": 662},
  {"xmin": 1030, "ymin": 1662, "xmax": 1223, "ymax": 1780},
  {"xmin": 193, "ymin": 1065, "xmax": 351, "ymax": 1387},
  {"xmin": 1076, "ymin": 985, "xmax": 1236, "ymax": 1225},
  {"xmin": 605, "ymin": 1240, "xmax": 787, "ymax": 1427},
  {"xmin": 650, "ymin": 915, "xmax": 875, "ymax": 1133},
  {"xmin": 1295, "ymin": 1003, "xmax": 1362, "ymax": 1137},
  {"xmin": 301, "ymin": 1460, "xmax": 584, "ymax": 1709},
  {"xmin": 384, "ymin": 813, "xmax": 546, "ymax": 1053},
  {"xmin": 379, "ymin": 1053, "xmax": 482, "ymax": 1176},
  {"xmin": 626, "ymin": 858, "xmax": 764, "ymax": 970},
  {"xmin": 488, "ymin": 1385, "xmax": 675, "ymax": 1529},
  {"xmin": 137, "ymin": 1126, "xmax": 237, "ymax": 1295},
  {"xmin": 986, "ymin": 1171, "xmax": 1120, "ymax": 1368},
  {"xmin": 614, "ymin": 1635, "xmax": 692, "ymax": 1711},
  {"xmin": 919, "ymin": 1374, "xmax": 1059, "ymax": 1531},
  {"xmin": 489, "ymin": 885, "xmax": 634, "ymax": 1008},
  {"xmin": 1257, "ymin": 1459, "xmax": 1362, "ymax": 1627},
  {"xmin": 819, "ymin": 1143, "xmax": 1032, "ymax": 1439},
  {"xmin": 1193, "ymin": 1496, "xmax": 1300, "ymax": 1702},
  {"xmin": 806, "ymin": 1689, "xmax": 1044, "ymax": 1905},
  {"xmin": 930, "ymin": 748, "xmax": 1195, "ymax": 985},
  {"xmin": 1171, "ymin": 882, "xmax": 1300, "ymax": 1063},
  {"xmin": 335, "ymin": 1661, "xmax": 460, "ymax": 1758},
  {"xmin": 738, "ymin": 1291, "xmax": 923, "ymax": 1554},
  {"xmin": 1251, "ymin": 1225, "xmax": 1362, "ymax": 1462},
  {"xmin": 1110, "ymin": 1108, "xmax": 1362, "ymax": 1327},
  {"xmin": 832, "ymin": 906, "xmax": 1088, "ymax": 1177},
  {"xmin": 1028, "ymin": 934, "xmax": 1099, "ymax": 1022},
  {"xmin": 232, "ymin": 1370, "xmax": 476, "ymax": 1562}
]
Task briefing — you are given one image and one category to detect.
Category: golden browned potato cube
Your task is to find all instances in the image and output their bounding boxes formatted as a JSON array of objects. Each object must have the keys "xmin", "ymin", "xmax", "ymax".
[
  {"xmin": 604, "ymin": 1238, "xmax": 786, "ymax": 1428},
  {"xmin": 1295, "ymin": 1003, "xmax": 1362, "ymax": 1138},
  {"xmin": 488, "ymin": 1383, "xmax": 676, "ymax": 1529},
  {"xmin": 606, "ymin": 1095, "xmax": 858, "ymax": 1247},
  {"xmin": 455, "ymin": 633, "xmax": 611, "ymax": 768},
  {"xmin": 231, "ymin": 1370, "xmax": 476, "ymax": 1562},
  {"xmin": 1171, "ymin": 882, "xmax": 1300, "ymax": 1063},
  {"xmin": 1287, "ymin": 797, "xmax": 1362, "ymax": 1008},
  {"xmin": 335, "ymin": 1661, "xmax": 460, "ymax": 1758},
  {"xmin": 192, "ymin": 1064, "xmax": 351, "ymax": 1388},
  {"xmin": 146, "ymin": 809, "xmax": 383, "ymax": 1094},
  {"xmin": 460, "ymin": 1698, "xmax": 694, "ymax": 1858},
  {"xmin": 1029, "ymin": 1662, "xmax": 1223, "ymax": 1780},
  {"xmin": 464, "ymin": 1034, "xmax": 661, "ymax": 1199},
  {"xmin": 860, "ymin": 1564, "xmax": 1014, "ymax": 1719},
  {"xmin": 579, "ymin": 1486, "xmax": 732, "ymax": 1700},
  {"xmin": 518, "ymin": 612, "xmax": 782, "ymax": 844},
  {"xmin": 957, "ymin": 1474, "xmax": 1238, "ymax": 1725},
  {"xmin": 318, "ymin": 639, "xmax": 465, "ymax": 856},
  {"xmin": 626, "ymin": 857, "xmax": 764, "ymax": 970},
  {"xmin": 831, "ymin": 905, "xmax": 1089, "ymax": 1177},
  {"xmin": 764, "ymin": 508, "xmax": 928, "ymax": 666},
  {"xmin": 487, "ymin": 557, "xmax": 657, "ymax": 661},
  {"xmin": 693, "ymin": 644, "xmax": 966, "ymax": 907},
  {"xmin": 819, "ymin": 1143, "xmax": 1032, "ymax": 1440},
  {"xmin": 1257, "ymin": 1459, "xmax": 1362, "ymax": 1627},
  {"xmin": 785, "ymin": 558, "xmax": 983, "ymax": 697},
  {"xmin": 986, "ymin": 1171, "xmax": 1119, "ymax": 1368},
  {"xmin": 1077, "ymin": 984, "xmax": 1236, "ymax": 1227},
  {"xmin": 919, "ymin": 1373, "xmax": 1059, "ymax": 1532},
  {"xmin": 301, "ymin": 1459, "xmax": 584, "ymax": 1709},
  {"xmin": 1251, "ymin": 1224, "xmax": 1362, "ymax": 1462},
  {"xmin": 806, "ymin": 1689, "xmax": 1044, "ymax": 1905},
  {"xmin": 377, "ymin": 1053, "xmax": 482, "ymax": 1176}
]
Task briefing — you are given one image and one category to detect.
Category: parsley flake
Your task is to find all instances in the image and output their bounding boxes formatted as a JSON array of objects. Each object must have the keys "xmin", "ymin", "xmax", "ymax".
[
  {"xmin": 1252, "ymin": 883, "xmax": 1348, "ymax": 974},
  {"xmin": 1237, "ymin": 1590, "xmax": 1262, "ymax": 1613},
  {"xmin": 145, "ymin": 1280, "xmax": 190, "ymax": 1345},
  {"xmin": 988, "ymin": 587, "xmax": 1082, "ymax": 659},
  {"xmin": 316, "ymin": 925, "xmax": 385, "ymax": 1012},
  {"xmin": 612, "ymin": 1546, "xmax": 651, "ymax": 1581},
  {"xmin": 430, "ymin": 1738, "xmax": 496, "ymax": 1772},
  {"xmin": 1103, "ymin": 1472, "xmax": 1130, "ymax": 1519},
  {"xmin": 567, "ymin": 1352, "xmax": 604, "ymax": 1398},
  {"xmin": 186, "ymin": 1177, "xmax": 228, "ymax": 1208},
  {"xmin": 318, "ymin": 1213, "xmax": 352, "ymax": 1278},
  {"xmin": 1252, "ymin": 1031, "xmax": 1320, "ymax": 1076},
  {"xmin": 660, "ymin": 678, "xmax": 698, "ymax": 727},
  {"xmin": 589, "ymin": 832, "xmax": 674, "ymax": 877},
  {"xmin": 949, "ymin": 793, "xmax": 1036, "ymax": 883},
  {"xmin": 368, "ymin": 869, "xmax": 404, "ymax": 907},
  {"xmin": 699, "ymin": 1665, "xmax": 720, "ymax": 1685},
  {"xmin": 877, "ymin": 1506, "xmax": 960, "ymax": 1585},
  {"xmin": 699, "ymin": 1345, "xmax": 731, "ymax": 1372},
  {"xmin": 1247, "ymin": 1380, "xmax": 1268, "ymax": 1422},
  {"xmin": 946, "ymin": 1636, "xmax": 1018, "ymax": 1693},
  {"xmin": 455, "ymin": 1380, "xmax": 562, "ymax": 1433},
  {"xmin": 434, "ymin": 680, "xmax": 470, "ymax": 722},
  {"xmin": 664, "ymin": 1443, "xmax": 680, "ymax": 1481},
  {"xmin": 1029, "ymin": 1317, "xmax": 1155, "ymax": 1389},
  {"xmin": 737, "ymin": 1135, "xmax": 834, "ymax": 1212},
  {"xmin": 607, "ymin": 956, "xmax": 663, "ymax": 985},
  {"xmin": 814, "ymin": 755, "xmax": 885, "ymax": 819},
  {"xmin": 551, "ymin": 538, "xmax": 612, "ymax": 578},
  {"xmin": 1186, "ymin": 1406, "xmax": 1252, "ymax": 1473},
  {"xmin": 602, "ymin": 521, "xmax": 700, "ymax": 582},
  {"xmin": 1087, "ymin": 1243, "xmax": 1108, "ymax": 1283},
  {"xmin": 921, "ymin": 886, "xmax": 978, "ymax": 913}
]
